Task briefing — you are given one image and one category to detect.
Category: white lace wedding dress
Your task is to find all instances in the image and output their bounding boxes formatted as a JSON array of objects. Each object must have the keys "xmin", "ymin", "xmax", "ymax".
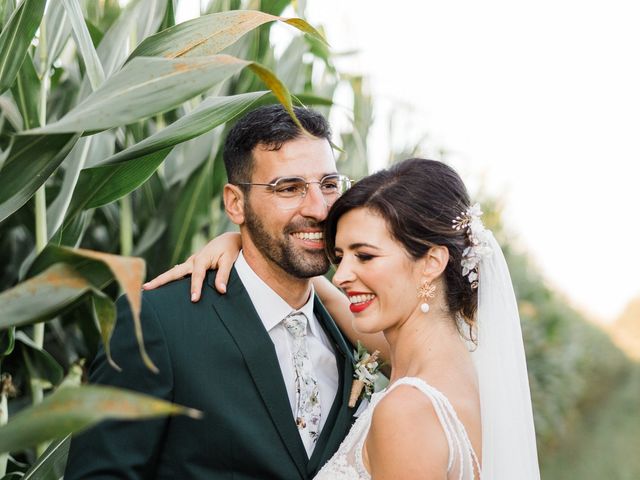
[{"xmin": 315, "ymin": 376, "xmax": 481, "ymax": 480}]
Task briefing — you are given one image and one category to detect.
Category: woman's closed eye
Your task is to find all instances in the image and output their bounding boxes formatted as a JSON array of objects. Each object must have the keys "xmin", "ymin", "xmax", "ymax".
[
  {"xmin": 332, "ymin": 252, "xmax": 375, "ymax": 264},
  {"xmin": 355, "ymin": 253, "xmax": 375, "ymax": 262}
]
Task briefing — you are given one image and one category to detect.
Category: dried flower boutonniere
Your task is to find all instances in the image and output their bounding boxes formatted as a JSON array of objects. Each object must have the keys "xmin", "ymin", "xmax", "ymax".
[{"xmin": 349, "ymin": 342, "xmax": 383, "ymax": 407}]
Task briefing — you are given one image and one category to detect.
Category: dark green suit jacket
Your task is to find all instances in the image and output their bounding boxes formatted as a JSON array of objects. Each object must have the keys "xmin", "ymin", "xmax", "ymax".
[{"xmin": 65, "ymin": 268, "xmax": 356, "ymax": 479}]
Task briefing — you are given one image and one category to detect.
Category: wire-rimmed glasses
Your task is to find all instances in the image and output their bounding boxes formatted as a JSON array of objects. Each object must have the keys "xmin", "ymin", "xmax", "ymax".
[{"xmin": 236, "ymin": 174, "xmax": 351, "ymax": 210}]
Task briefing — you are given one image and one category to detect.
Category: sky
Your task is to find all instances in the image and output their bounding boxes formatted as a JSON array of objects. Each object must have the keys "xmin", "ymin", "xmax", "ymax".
[{"xmin": 177, "ymin": 1, "xmax": 640, "ymax": 323}]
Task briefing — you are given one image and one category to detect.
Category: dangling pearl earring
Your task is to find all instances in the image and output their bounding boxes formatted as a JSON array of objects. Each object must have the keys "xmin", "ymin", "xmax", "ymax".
[{"xmin": 417, "ymin": 281, "xmax": 436, "ymax": 314}]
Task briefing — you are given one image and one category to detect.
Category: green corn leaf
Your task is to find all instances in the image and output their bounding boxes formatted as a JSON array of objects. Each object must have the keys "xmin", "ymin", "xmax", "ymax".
[
  {"xmin": 167, "ymin": 148, "xmax": 215, "ymax": 266},
  {"xmin": 61, "ymin": 91, "xmax": 267, "ymax": 226},
  {"xmin": 163, "ymin": 129, "xmax": 218, "ymax": 187},
  {"xmin": 90, "ymin": 289, "xmax": 119, "ymax": 371},
  {"xmin": 21, "ymin": 435, "xmax": 70, "ymax": 480},
  {"xmin": 46, "ymin": 132, "xmax": 115, "ymax": 239},
  {"xmin": 104, "ymin": 91, "xmax": 266, "ymax": 166},
  {"xmin": 43, "ymin": 247, "xmax": 151, "ymax": 371},
  {"xmin": 0, "ymin": 385, "xmax": 201, "ymax": 454},
  {"xmin": 95, "ymin": 0, "xmax": 167, "ymax": 78},
  {"xmin": 0, "ymin": 133, "xmax": 80, "ymax": 223},
  {"xmin": 26, "ymin": 55, "xmax": 285, "ymax": 134},
  {"xmin": 0, "ymin": 94, "xmax": 22, "ymax": 131},
  {"xmin": 34, "ymin": 0, "xmax": 72, "ymax": 78},
  {"xmin": 10, "ymin": 51, "xmax": 39, "ymax": 131},
  {"xmin": 0, "ymin": 1, "xmax": 17, "ymax": 28},
  {"xmin": 67, "ymin": 148, "xmax": 171, "ymax": 215},
  {"xmin": 0, "ymin": 327, "xmax": 15, "ymax": 358},
  {"xmin": 0, "ymin": 263, "xmax": 94, "ymax": 330},
  {"xmin": 70, "ymin": 0, "xmax": 166, "ymax": 107},
  {"xmin": 0, "ymin": 0, "xmax": 46, "ymax": 94},
  {"xmin": 128, "ymin": 10, "xmax": 327, "ymax": 60},
  {"xmin": 1, "ymin": 245, "xmax": 153, "ymax": 371},
  {"xmin": 1, "ymin": 57, "xmax": 285, "ymax": 224},
  {"xmin": 16, "ymin": 331, "xmax": 64, "ymax": 389},
  {"xmin": 62, "ymin": 0, "xmax": 105, "ymax": 90}
]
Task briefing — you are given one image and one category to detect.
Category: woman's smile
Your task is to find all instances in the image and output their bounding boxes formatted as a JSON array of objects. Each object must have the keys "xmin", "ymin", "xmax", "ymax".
[{"xmin": 346, "ymin": 291, "xmax": 377, "ymax": 313}]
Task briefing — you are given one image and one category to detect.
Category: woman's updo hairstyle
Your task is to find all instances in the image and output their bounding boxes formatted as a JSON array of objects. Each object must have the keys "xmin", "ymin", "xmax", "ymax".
[{"xmin": 324, "ymin": 158, "xmax": 478, "ymax": 328}]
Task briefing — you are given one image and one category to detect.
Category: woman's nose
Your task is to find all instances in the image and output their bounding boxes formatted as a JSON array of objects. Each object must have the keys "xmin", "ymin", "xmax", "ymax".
[{"xmin": 332, "ymin": 258, "xmax": 355, "ymax": 288}]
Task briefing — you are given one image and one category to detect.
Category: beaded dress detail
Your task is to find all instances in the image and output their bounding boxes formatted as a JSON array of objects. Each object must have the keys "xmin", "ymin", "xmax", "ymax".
[{"xmin": 314, "ymin": 377, "xmax": 481, "ymax": 480}]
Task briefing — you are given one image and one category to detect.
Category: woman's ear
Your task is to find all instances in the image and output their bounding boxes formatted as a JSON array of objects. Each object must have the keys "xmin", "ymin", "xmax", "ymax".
[
  {"xmin": 422, "ymin": 245, "xmax": 450, "ymax": 281},
  {"xmin": 223, "ymin": 184, "xmax": 246, "ymax": 225}
]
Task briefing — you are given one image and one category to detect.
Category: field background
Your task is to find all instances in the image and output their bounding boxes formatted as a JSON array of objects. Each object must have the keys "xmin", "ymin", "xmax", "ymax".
[{"xmin": 0, "ymin": 1, "xmax": 638, "ymax": 478}]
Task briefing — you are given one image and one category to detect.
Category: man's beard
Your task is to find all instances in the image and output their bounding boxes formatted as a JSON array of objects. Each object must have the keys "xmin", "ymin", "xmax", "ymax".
[{"xmin": 244, "ymin": 201, "xmax": 330, "ymax": 278}]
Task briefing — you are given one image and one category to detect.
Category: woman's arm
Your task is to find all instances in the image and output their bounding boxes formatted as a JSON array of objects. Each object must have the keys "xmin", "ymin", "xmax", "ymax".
[
  {"xmin": 312, "ymin": 275, "xmax": 390, "ymax": 363},
  {"xmin": 143, "ymin": 232, "xmax": 392, "ymax": 364}
]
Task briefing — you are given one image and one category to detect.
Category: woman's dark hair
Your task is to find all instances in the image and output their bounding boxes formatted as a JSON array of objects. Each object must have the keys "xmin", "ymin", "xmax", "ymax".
[{"xmin": 324, "ymin": 158, "xmax": 478, "ymax": 327}]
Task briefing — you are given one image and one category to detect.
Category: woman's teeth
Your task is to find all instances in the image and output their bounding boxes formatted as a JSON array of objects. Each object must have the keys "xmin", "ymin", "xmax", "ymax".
[{"xmin": 349, "ymin": 294, "xmax": 375, "ymax": 304}]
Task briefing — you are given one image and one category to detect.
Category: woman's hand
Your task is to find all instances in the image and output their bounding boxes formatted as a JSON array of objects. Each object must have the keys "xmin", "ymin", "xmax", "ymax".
[{"xmin": 142, "ymin": 232, "xmax": 242, "ymax": 301}]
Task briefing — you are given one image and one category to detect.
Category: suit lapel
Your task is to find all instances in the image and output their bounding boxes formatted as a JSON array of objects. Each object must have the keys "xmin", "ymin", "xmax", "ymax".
[
  {"xmin": 307, "ymin": 296, "xmax": 357, "ymax": 474},
  {"xmin": 210, "ymin": 269, "xmax": 308, "ymax": 478}
]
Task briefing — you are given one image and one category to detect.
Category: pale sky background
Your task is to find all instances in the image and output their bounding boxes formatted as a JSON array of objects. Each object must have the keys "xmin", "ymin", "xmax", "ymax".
[{"xmin": 177, "ymin": 1, "xmax": 640, "ymax": 323}]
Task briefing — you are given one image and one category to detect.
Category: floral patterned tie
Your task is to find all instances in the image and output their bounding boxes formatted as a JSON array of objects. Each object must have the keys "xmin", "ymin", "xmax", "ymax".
[{"xmin": 283, "ymin": 312, "xmax": 322, "ymax": 453}]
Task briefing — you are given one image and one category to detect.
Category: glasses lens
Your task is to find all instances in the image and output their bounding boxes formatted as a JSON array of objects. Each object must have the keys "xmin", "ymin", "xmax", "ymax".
[
  {"xmin": 272, "ymin": 177, "xmax": 306, "ymax": 209},
  {"xmin": 271, "ymin": 175, "xmax": 351, "ymax": 210},
  {"xmin": 321, "ymin": 175, "xmax": 350, "ymax": 195},
  {"xmin": 320, "ymin": 175, "xmax": 350, "ymax": 208},
  {"xmin": 273, "ymin": 178, "xmax": 307, "ymax": 198}
]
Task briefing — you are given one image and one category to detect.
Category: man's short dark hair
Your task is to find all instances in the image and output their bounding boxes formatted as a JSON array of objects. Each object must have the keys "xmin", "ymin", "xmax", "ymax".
[{"xmin": 223, "ymin": 104, "xmax": 332, "ymax": 184}]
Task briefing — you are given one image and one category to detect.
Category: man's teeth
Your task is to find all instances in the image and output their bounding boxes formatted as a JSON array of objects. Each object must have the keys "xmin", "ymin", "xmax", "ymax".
[
  {"xmin": 293, "ymin": 232, "xmax": 323, "ymax": 240},
  {"xmin": 349, "ymin": 294, "xmax": 376, "ymax": 304}
]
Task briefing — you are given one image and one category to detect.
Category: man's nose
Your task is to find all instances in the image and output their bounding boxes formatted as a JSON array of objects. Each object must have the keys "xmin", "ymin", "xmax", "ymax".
[{"xmin": 299, "ymin": 183, "xmax": 329, "ymax": 220}]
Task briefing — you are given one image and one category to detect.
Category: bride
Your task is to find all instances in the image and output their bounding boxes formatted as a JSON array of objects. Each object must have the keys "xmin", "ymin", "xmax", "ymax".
[{"xmin": 146, "ymin": 158, "xmax": 540, "ymax": 479}]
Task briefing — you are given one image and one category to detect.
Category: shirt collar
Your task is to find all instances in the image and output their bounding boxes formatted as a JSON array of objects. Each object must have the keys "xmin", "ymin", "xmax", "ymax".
[{"xmin": 234, "ymin": 251, "xmax": 318, "ymax": 336}]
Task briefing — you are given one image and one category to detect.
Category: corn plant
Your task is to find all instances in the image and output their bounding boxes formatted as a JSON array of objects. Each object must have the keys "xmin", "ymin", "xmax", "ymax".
[{"xmin": 0, "ymin": 0, "xmax": 345, "ymax": 476}]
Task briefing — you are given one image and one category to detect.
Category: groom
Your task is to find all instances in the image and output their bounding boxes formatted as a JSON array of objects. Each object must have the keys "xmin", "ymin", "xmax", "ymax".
[{"xmin": 65, "ymin": 105, "xmax": 357, "ymax": 479}]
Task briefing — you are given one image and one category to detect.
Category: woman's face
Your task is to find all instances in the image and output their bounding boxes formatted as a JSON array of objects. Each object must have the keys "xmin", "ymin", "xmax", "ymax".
[{"xmin": 332, "ymin": 207, "xmax": 424, "ymax": 334}]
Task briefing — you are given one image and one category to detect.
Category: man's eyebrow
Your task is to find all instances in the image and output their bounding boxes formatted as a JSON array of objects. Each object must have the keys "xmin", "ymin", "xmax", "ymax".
[{"xmin": 266, "ymin": 172, "xmax": 339, "ymax": 184}]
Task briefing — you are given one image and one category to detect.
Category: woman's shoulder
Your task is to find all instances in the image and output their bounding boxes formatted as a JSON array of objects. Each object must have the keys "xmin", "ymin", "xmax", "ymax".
[
  {"xmin": 372, "ymin": 379, "xmax": 448, "ymax": 432},
  {"xmin": 365, "ymin": 382, "xmax": 449, "ymax": 477}
]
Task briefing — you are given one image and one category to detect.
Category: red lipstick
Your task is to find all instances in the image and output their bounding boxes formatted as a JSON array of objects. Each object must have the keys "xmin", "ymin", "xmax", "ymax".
[{"xmin": 347, "ymin": 292, "xmax": 376, "ymax": 313}]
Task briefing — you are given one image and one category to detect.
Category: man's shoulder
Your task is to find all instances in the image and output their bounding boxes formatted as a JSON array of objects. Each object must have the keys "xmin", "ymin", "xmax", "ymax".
[
  {"xmin": 114, "ymin": 270, "xmax": 231, "ymax": 324},
  {"xmin": 140, "ymin": 269, "xmax": 222, "ymax": 305}
]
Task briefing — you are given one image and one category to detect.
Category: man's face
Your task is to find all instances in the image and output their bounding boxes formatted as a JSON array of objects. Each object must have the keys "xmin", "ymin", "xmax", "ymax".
[{"xmin": 242, "ymin": 136, "xmax": 338, "ymax": 279}]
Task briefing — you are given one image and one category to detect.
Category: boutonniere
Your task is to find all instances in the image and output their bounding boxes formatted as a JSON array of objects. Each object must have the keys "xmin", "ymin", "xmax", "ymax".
[{"xmin": 349, "ymin": 342, "xmax": 383, "ymax": 407}]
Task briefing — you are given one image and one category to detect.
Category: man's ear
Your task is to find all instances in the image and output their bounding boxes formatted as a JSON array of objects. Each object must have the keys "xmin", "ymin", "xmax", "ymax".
[
  {"xmin": 223, "ymin": 184, "xmax": 245, "ymax": 225},
  {"xmin": 421, "ymin": 245, "xmax": 450, "ymax": 281}
]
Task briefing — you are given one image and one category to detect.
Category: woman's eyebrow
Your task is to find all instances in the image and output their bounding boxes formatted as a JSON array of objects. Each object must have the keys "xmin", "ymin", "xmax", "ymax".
[{"xmin": 348, "ymin": 242, "xmax": 380, "ymax": 250}]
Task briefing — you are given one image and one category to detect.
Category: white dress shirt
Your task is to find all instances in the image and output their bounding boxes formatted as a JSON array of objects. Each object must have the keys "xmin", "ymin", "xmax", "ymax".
[{"xmin": 234, "ymin": 251, "xmax": 339, "ymax": 454}]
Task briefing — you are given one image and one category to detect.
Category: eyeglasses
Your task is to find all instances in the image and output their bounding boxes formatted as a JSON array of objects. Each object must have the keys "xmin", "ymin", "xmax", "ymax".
[{"xmin": 236, "ymin": 174, "xmax": 352, "ymax": 210}]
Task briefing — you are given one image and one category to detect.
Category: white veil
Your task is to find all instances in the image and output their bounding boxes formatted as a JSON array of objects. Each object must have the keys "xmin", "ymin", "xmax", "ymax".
[{"xmin": 471, "ymin": 232, "xmax": 541, "ymax": 479}]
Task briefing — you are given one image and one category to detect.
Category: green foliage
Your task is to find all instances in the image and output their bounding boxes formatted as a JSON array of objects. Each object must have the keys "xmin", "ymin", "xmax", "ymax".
[
  {"xmin": 0, "ymin": 0, "xmax": 342, "ymax": 474},
  {"xmin": 21, "ymin": 436, "xmax": 71, "ymax": 480},
  {"xmin": 0, "ymin": 0, "xmax": 46, "ymax": 94},
  {"xmin": 0, "ymin": 384, "xmax": 201, "ymax": 453},
  {"xmin": 0, "ymin": 0, "xmax": 626, "ymax": 476},
  {"xmin": 541, "ymin": 365, "xmax": 640, "ymax": 478}
]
